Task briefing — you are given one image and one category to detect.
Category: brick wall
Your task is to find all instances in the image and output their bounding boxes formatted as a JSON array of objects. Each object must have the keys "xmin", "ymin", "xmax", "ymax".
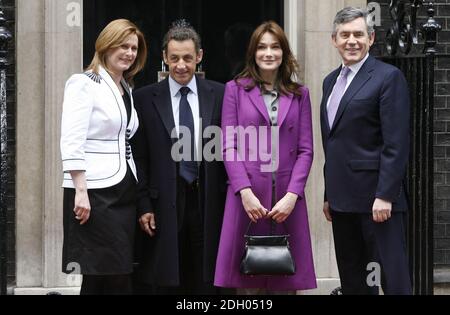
[
  {"xmin": 434, "ymin": 0, "xmax": 450, "ymax": 268},
  {"xmin": 371, "ymin": 0, "xmax": 450, "ymax": 268}
]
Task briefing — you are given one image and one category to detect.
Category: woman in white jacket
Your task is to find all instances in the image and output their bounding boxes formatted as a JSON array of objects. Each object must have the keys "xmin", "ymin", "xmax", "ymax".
[{"xmin": 60, "ymin": 19, "xmax": 147, "ymax": 295}]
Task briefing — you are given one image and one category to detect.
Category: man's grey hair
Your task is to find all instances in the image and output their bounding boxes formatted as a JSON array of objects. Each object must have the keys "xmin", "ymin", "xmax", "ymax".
[
  {"xmin": 332, "ymin": 7, "xmax": 374, "ymax": 36},
  {"xmin": 162, "ymin": 19, "xmax": 202, "ymax": 53}
]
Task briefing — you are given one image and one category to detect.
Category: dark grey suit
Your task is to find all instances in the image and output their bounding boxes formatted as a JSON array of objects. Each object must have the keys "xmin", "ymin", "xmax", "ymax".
[{"xmin": 132, "ymin": 76, "xmax": 227, "ymax": 294}]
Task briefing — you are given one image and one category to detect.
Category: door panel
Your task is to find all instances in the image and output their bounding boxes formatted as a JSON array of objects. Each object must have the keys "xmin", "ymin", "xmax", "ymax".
[{"xmin": 84, "ymin": 0, "xmax": 283, "ymax": 87}]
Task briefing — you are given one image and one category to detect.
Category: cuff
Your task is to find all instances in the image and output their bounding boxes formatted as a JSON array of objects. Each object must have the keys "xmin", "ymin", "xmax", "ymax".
[{"xmin": 63, "ymin": 159, "xmax": 86, "ymax": 172}]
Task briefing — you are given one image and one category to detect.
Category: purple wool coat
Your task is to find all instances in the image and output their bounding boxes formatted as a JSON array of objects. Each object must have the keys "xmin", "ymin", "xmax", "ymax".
[{"xmin": 214, "ymin": 79, "xmax": 317, "ymax": 290}]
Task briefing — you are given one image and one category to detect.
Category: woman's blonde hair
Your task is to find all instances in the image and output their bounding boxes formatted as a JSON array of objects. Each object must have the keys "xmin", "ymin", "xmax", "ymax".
[{"xmin": 87, "ymin": 19, "xmax": 147, "ymax": 84}]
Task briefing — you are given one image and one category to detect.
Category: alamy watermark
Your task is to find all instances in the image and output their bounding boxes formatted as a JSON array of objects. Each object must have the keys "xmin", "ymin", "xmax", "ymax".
[
  {"xmin": 65, "ymin": 262, "xmax": 82, "ymax": 286},
  {"xmin": 65, "ymin": 2, "xmax": 382, "ymax": 28},
  {"xmin": 367, "ymin": 262, "xmax": 382, "ymax": 288},
  {"xmin": 66, "ymin": 2, "xmax": 81, "ymax": 27},
  {"xmin": 367, "ymin": 2, "xmax": 382, "ymax": 28},
  {"xmin": 170, "ymin": 120, "xmax": 280, "ymax": 173}
]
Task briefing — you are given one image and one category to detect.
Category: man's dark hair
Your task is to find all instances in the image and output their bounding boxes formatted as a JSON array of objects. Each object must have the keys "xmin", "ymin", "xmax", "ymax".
[{"xmin": 162, "ymin": 19, "xmax": 202, "ymax": 53}]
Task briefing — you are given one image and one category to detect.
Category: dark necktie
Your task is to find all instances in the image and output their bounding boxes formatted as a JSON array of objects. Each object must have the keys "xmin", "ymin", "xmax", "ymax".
[{"xmin": 178, "ymin": 86, "xmax": 198, "ymax": 184}]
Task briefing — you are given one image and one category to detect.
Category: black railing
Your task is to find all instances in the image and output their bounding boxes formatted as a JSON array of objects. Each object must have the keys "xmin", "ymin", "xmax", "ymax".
[
  {"xmin": 0, "ymin": 2, "xmax": 12, "ymax": 296},
  {"xmin": 379, "ymin": 0, "xmax": 440, "ymax": 295}
]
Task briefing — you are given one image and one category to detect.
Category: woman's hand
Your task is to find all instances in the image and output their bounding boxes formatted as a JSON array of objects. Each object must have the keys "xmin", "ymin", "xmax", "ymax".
[
  {"xmin": 70, "ymin": 170, "xmax": 91, "ymax": 225},
  {"xmin": 267, "ymin": 192, "xmax": 298, "ymax": 223},
  {"xmin": 240, "ymin": 188, "xmax": 268, "ymax": 223},
  {"xmin": 74, "ymin": 189, "xmax": 91, "ymax": 225}
]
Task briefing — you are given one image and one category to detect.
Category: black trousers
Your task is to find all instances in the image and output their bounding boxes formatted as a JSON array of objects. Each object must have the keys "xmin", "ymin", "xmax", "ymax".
[
  {"xmin": 331, "ymin": 210, "xmax": 412, "ymax": 295},
  {"xmin": 154, "ymin": 179, "xmax": 218, "ymax": 295}
]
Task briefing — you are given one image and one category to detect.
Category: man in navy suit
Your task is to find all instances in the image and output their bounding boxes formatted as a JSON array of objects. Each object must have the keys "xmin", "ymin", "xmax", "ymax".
[{"xmin": 320, "ymin": 7, "xmax": 412, "ymax": 295}]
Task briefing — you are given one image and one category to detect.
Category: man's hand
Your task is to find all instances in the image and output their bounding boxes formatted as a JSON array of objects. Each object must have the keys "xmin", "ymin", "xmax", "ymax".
[
  {"xmin": 323, "ymin": 201, "xmax": 332, "ymax": 222},
  {"xmin": 372, "ymin": 198, "xmax": 392, "ymax": 223},
  {"xmin": 240, "ymin": 188, "xmax": 268, "ymax": 223},
  {"xmin": 267, "ymin": 192, "xmax": 298, "ymax": 223},
  {"xmin": 139, "ymin": 212, "xmax": 156, "ymax": 236}
]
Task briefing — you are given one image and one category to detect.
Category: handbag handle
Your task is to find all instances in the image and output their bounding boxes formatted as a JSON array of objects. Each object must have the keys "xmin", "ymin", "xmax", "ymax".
[{"xmin": 245, "ymin": 220, "xmax": 289, "ymax": 236}]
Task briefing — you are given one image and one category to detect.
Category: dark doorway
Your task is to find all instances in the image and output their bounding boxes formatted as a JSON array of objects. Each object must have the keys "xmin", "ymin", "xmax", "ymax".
[{"xmin": 84, "ymin": 0, "xmax": 283, "ymax": 88}]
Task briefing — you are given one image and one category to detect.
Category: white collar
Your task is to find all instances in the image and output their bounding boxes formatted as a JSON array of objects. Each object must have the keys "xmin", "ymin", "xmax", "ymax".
[
  {"xmin": 343, "ymin": 53, "xmax": 369, "ymax": 75},
  {"xmin": 169, "ymin": 75, "xmax": 198, "ymax": 97}
]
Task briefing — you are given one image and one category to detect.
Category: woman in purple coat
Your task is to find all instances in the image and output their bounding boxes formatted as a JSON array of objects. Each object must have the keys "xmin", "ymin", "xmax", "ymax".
[{"xmin": 214, "ymin": 21, "xmax": 317, "ymax": 293}]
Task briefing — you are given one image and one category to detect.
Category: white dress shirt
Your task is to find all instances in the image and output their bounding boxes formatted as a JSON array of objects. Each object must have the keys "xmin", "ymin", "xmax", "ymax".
[{"xmin": 168, "ymin": 76, "xmax": 200, "ymax": 155}]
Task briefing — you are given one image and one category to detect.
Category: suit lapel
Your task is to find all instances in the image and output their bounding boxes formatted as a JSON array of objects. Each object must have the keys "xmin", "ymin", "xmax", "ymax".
[
  {"xmin": 277, "ymin": 93, "xmax": 294, "ymax": 127},
  {"xmin": 153, "ymin": 78, "xmax": 176, "ymax": 141},
  {"xmin": 330, "ymin": 56, "xmax": 374, "ymax": 134},
  {"xmin": 197, "ymin": 76, "xmax": 215, "ymax": 130},
  {"xmin": 321, "ymin": 68, "xmax": 340, "ymax": 134},
  {"xmin": 248, "ymin": 86, "xmax": 270, "ymax": 125}
]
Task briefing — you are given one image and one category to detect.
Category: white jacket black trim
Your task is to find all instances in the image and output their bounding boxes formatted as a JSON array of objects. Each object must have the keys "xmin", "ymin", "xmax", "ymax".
[{"xmin": 60, "ymin": 66, "xmax": 139, "ymax": 189}]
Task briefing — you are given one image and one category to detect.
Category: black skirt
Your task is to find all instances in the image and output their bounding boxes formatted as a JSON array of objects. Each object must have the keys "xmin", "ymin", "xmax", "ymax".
[{"xmin": 62, "ymin": 167, "xmax": 137, "ymax": 275}]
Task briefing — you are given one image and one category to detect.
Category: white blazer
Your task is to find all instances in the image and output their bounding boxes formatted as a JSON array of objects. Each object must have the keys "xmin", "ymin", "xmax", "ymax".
[{"xmin": 60, "ymin": 66, "xmax": 139, "ymax": 189}]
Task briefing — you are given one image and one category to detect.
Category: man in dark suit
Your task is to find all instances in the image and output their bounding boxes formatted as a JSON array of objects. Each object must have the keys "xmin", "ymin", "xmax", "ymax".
[
  {"xmin": 320, "ymin": 7, "xmax": 412, "ymax": 295},
  {"xmin": 132, "ymin": 20, "xmax": 227, "ymax": 294}
]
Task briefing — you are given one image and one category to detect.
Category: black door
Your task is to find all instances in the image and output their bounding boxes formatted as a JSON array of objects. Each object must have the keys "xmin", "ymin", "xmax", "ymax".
[{"xmin": 84, "ymin": 0, "xmax": 283, "ymax": 88}]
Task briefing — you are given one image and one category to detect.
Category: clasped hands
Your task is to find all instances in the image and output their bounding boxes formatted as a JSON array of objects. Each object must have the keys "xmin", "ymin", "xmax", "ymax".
[{"xmin": 240, "ymin": 188, "xmax": 298, "ymax": 224}]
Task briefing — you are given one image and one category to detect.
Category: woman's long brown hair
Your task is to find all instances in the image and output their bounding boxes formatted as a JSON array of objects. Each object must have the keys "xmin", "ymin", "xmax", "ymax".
[{"xmin": 236, "ymin": 21, "xmax": 302, "ymax": 96}]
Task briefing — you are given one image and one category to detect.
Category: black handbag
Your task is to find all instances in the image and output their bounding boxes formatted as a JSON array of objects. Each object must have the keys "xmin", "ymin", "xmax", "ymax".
[{"xmin": 240, "ymin": 221, "xmax": 296, "ymax": 276}]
